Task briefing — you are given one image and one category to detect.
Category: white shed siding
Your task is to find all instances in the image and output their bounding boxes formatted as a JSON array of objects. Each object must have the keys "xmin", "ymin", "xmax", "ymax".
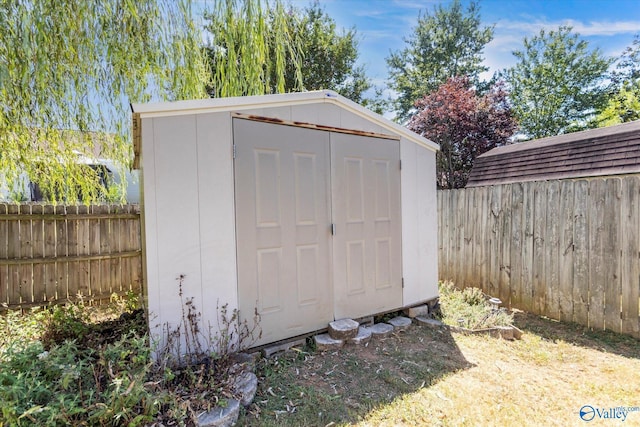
[
  {"xmin": 400, "ymin": 138, "xmax": 438, "ymax": 305},
  {"xmin": 134, "ymin": 91, "xmax": 439, "ymax": 353},
  {"xmin": 142, "ymin": 112, "xmax": 239, "ymax": 352}
]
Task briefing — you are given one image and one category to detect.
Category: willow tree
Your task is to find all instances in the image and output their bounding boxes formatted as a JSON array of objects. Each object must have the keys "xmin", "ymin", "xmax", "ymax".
[
  {"xmin": 0, "ymin": 0, "xmax": 210, "ymax": 203},
  {"xmin": 204, "ymin": 0, "xmax": 304, "ymax": 97}
]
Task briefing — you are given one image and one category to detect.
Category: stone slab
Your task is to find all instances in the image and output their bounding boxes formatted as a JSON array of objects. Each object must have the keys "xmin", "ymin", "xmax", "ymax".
[
  {"xmin": 314, "ymin": 333, "xmax": 344, "ymax": 351},
  {"xmin": 367, "ymin": 322, "xmax": 394, "ymax": 337},
  {"xmin": 197, "ymin": 398, "xmax": 240, "ymax": 427},
  {"xmin": 233, "ymin": 371, "xmax": 258, "ymax": 407},
  {"xmin": 328, "ymin": 318, "xmax": 360, "ymax": 340},
  {"xmin": 403, "ymin": 305, "xmax": 430, "ymax": 318},
  {"xmin": 388, "ymin": 316, "xmax": 412, "ymax": 330},
  {"xmin": 415, "ymin": 316, "xmax": 444, "ymax": 328},
  {"xmin": 262, "ymin": 338, "xmax": 306, "ymax": 358},
  {"xmin": 348, "ymin": 326, "xmax": 372, "ymax": 345}
]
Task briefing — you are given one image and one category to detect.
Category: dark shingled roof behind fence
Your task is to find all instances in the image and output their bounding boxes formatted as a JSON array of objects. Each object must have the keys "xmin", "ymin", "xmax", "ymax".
[{"xmin": 466, "ymin": 120, "xmax": 640, "ymax": 187}]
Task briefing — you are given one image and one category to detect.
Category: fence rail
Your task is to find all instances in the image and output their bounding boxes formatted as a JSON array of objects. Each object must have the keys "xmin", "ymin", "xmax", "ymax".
[
  {"xmin": 0, "ymin": 204, "xmax": 142, "ymax": 310},
  {"xmin": 438, "ymin": 176, "xmax": 640, "ymax": 338}
]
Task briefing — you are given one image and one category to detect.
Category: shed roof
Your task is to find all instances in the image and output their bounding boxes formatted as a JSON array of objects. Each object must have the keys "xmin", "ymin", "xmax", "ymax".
[
  {"xmin": 131, "ymin": 90, "xmax": 438, "ymax": 152},
  {"xmin": 466, "ymin": 120, "xmax": 640, "ymax": 187}
]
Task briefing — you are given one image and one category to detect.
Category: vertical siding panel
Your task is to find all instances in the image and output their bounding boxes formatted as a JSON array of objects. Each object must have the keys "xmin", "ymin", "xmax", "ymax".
[
  {"xmin": 573, "ymin": 180, "xmax": 589, "ymax": 326},
  {"xmin": 558, "ymin": 181, "xmax": 575, "ymax": 323},
  {"xmin": 31, "ymin": 205, "xmax": 46, "ymax": 304},
  {"xmin": 510, "ymin": 183, "xmax": 524, "ymax": 309},
  {"xmin": 488, "ymin": 186, "xmax": 502, "ymax": 298},
  {"xmin": 589, "ymin": 179, "xmax": 606, "ymax": 330},
  {"xmin": 621, "ymin": 177, "xmax": 640, "ymax": 337},
  {"xmin": 545, "ymin": 181, "xmax": 561, "ymax": 320},
  {"xmin": 499, "ymin": 184, "xmax": 512, "ymax": 305},
  {"xmin": 532, "ymin": 182, "xmax": 547, "ymax": 315},
  {"xmin": 437, "ymin": 191, "xmax": 444, "ymax": 279},
  {"xmin": 0, "ymin": 205, "xmax": 7, "ymax": 304},
  {"xmin": 604, "ymin": 179, "xmax": 622, "ymax": 332}
]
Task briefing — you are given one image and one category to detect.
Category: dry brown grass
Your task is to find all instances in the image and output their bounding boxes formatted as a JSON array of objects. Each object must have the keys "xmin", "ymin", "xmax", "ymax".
[{"xmin": 243, "ymin": 311, "xmax": 640, "ymax": 426}]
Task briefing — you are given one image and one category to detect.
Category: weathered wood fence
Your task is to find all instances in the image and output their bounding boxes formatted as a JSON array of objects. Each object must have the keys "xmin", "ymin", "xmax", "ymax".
[
  {"xmin": 438, "ymin": 176, "xmax": 640, "ymax": 338},
  {"xmin": 0, "ymin": 204, "xmax": 142, "ymax": 309}
]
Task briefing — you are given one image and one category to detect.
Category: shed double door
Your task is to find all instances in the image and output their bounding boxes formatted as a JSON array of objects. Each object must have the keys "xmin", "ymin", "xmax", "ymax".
[{"xmin": 234, "ymin": 118, "xmax": 401, "ymax": 346}]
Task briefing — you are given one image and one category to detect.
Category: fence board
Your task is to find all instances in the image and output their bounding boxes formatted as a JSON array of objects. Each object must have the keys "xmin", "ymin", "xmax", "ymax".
[
  {"xmin": 437, "ymin": 175, "xmax": 640, "ymax": 338},
  {"xmin": 488, "ymin": 186, "xmax": 501, "ymax": 298},
  {"xmin": 604, "ymin": 179, "xmax": 622, "ymax": 332},
  {"xmin": 572, "ymin": 180, "xmax": 590, "ymax": 326},
  {"xmin": 589, "ymin": 180, "xmax": 606, "ymax": 330},
  {"xmin": 7, "ymin": 204, "xmax": 21, "ymax": 304},
  {"xmin": 532, "ymin": 182, "xmax": 547, "ymax": 315},
  {"xmin": 76, "ymin": 205, "xmax": 91, "ymax": 297},
  {"xmin": 621, "ymin": 178, "xmax": 640, "ymax": 337},
  {"xmin": 558, "ymin": 181, "xmax": 575, "ymax": 322},
  {"xmin": 521, "ymin": 183, "xmax": 535, "ymax": 313},
  {"xmin": 31, "ymin": 205, "xmax": 45, "ymax": 304},
  {"xmin": 43, "ymin": 205, "xmax": 57, "ymax": 301},
  {"xmin": 0, "ymin": 203, "xmax": 142, "ymax": 309},
  {"xmin": 499, "ymin": 184, "xmax": 512, "ymax": 305},
  {"xmin": 0, "ymin": 204, "xmax": 7, "ymax": 304},
  {"xmin": 510, "ymin": 183, "xmax": 524, "ymax": 308},
  {"xmin": 545, "ymin": 181, "xmax": 561, "ymax": 319}
]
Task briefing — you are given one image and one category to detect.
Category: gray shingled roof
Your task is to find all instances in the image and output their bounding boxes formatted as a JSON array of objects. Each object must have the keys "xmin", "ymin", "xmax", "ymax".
[{"xmin": 466, "ymin": 120, "xmax": 640, "ymax": 187}]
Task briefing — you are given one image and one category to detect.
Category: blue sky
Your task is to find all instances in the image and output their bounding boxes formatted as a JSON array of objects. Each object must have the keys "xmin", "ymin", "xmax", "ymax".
[{"xmin": 301, "ymin": 0, "xmax": 640, "ymax": 89}]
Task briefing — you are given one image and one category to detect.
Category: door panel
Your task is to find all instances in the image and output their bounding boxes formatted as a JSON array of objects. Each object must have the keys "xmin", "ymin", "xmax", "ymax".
[
  {"xmin": 332, "ymin": 133, "xmax": 402, "ymax": 319},
  {"xmin": 234, "ymin": 119, "xmax": 333, "ymax": 346}
]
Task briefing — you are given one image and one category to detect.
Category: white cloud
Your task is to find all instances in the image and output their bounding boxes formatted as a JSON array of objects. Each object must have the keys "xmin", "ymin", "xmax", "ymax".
[{"xmin": 496, "ymin": 18, "xmax": 640, "ymax": 37}]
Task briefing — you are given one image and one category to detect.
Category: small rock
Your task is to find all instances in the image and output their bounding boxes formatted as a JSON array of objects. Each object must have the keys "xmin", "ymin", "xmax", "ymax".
[
  {"xmin": 497, "ymin": 326, "xmax": 514, "ymax": 340},
  {"xmin": 388, "ymin": 316, "xmax": 412, "ymax": 330},
  {"xmin": 415, "ymin": 316, "xmax": 444, "ymax": 328},
  {"xmin": 348, "ymin": 327, "xmax": 372, "ymax": 345},
  {"xmin": 512, "ymin": 326, "xmax": 523, "ymax": 340},
  {"xmin": 328, "ymin": 318, "xmax": 360, "ymax": 340},
  {"xmin": 315, "ymin": 333, "xmax": 344, "ymax": 351},
  {"xmin": 404, "ymin": 305, "xmax": 429, "ymax": 318},
  {"xmin": 233, "ymin": 371, "xmax": 258, "ymax": 407},
  {"xmin": 367, "ymin": 323, "xmax": 394, "ymax": 337},
  {"xmin": 197, "ymin": 399, "xmax": 240, "ymax": 427}
]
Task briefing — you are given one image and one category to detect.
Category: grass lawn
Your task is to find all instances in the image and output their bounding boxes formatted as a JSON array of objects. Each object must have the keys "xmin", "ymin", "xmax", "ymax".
[{"xmin": 242, "ymin": 312, "xmax": 640, "ymax": 426}]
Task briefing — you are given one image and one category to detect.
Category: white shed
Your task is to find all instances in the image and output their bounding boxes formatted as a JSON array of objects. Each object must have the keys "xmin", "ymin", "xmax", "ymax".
[{"xmin": 132, "ymin": 90, "xmax": 439, "ymax": 350}]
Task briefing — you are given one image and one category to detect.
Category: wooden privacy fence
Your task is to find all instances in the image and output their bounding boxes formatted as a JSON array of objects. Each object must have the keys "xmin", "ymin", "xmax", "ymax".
[
  {"xmin": 438, "ymin": 176, "xmax": 640, "ymax": 338},
  {"xmin": 0, "ymin": 204, "xmax": 142, "ymax": 310}
]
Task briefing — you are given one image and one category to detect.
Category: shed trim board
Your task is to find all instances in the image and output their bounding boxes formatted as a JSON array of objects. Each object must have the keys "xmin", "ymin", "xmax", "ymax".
[{"xmin": 134, "ymin": 92, "xmax": 439, "ymax": 352}]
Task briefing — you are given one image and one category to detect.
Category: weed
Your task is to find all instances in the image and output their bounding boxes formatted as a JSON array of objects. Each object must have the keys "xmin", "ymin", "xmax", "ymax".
[{"xmin": 437, "ymin": 280, "xmax": 513, "ymax": 329}]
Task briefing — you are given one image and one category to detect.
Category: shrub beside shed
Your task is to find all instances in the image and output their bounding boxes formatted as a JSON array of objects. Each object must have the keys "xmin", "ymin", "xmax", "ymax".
[{"xmin": 132, "ymin": 91, "xmax": 439, "ymax": 349}]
